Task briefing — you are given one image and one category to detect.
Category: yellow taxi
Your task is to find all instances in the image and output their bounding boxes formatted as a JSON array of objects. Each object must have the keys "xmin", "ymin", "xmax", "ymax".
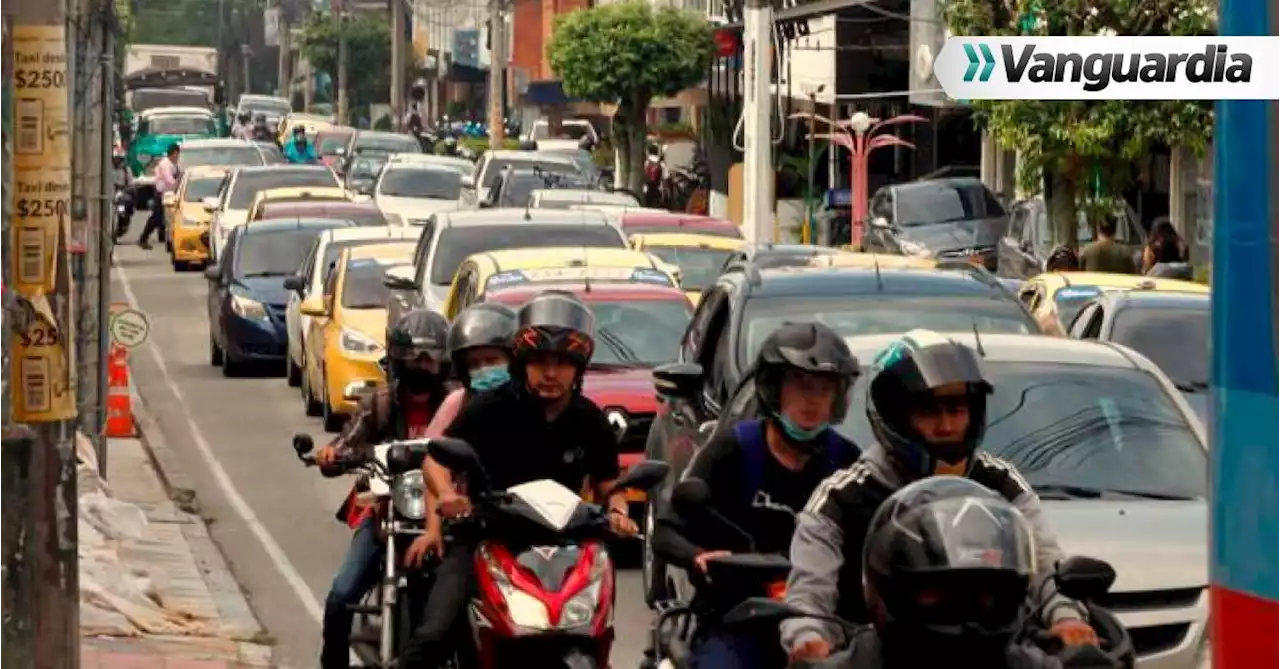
[
  {"xmin": 442, "ymin": 247, "xmax": 680, "ymax": 320},
  {"xmin": 299, "ymin": 240, "xmax": 417, "ymax": 431},
  {"xmin": 1019, "ymin": 271, "xmax": 1209, "ymax": 336},
  {"xmin": 629, "ymin": 232, "xmax": 747, "ymax": 305},
  {"xmin": 276, "ymin": 112, "xmax": 335, "ymax": 145},
  {"xmin": 245, "ymin": 186, "xmax": 352, "ymax": 223},
  {"xmin": 162, "ymin": 165, "xmax": 228, "ymax": 271}
]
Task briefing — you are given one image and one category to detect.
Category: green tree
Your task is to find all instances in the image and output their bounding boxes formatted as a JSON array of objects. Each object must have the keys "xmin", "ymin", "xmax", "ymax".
[
  {"xmin": 299, "ymin": 12, "xmax": 391, "ymax": 121},
  {"xmin": 131, "ymin": 0, "xmax": 224, "ymax": 46},
  {"xmin": 942, "ymin": 0, "xmax": 1215, "ymax": 244},
  {"xmin": 548, "ymin": 1, "xmax": 714, "ymax": 192}
]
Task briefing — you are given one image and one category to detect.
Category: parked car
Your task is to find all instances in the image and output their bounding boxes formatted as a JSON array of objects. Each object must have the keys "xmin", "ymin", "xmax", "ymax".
[
  {"xmin": 862, "ymin": 177, "xmax": 1009, "ymax": 270},
  {"xmin": 997, "ymin": 197, "xmax": 1146, "ymax": 279}
]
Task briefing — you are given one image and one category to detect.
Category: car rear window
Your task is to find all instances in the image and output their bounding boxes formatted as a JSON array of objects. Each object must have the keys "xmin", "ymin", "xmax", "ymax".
[
  {"xmin": 498, "ymin": 173, "xmax": 592, "ymax": 207},
  {"xmin": 355, "ymin": 134, "xmax": 421, "ymax": 153},
  {"xmin": 182, "ymin": 145, "xmax": 265, "ymax": 168},
  {"xmin": 184, "ymin": 177, "xmax": 224, "ymax": 202},
  {"xmin": 482, "ymin": 158, "xmax": 580, "ymax": 184},
  {"xmin": 148, "ymin": 115, "xmax": 216, "ymax": 135},
  {"xmin": 342, "ymin": 259, "xmax": 408, "ymax": 308},
  {"xmin": 646, "ymin": 246, "xmax": 736, "ymax": 292},
  {"xmin": 429, "ymin": 224, "xmax": 625, "ymax": 285},
  {"xmin": 379, "ymin": 167, "xmax": 462, "ymax": 199},
  {"xmin": 229, "ymin": 169, "xmax": 339, "ymax": 209},
  {"xmin": 1111, "ymin": 305, "xmax": 1209, "ymax": 386},
  {"xmin": 235, "ymin": 229, "xmax": 326, "ymax": 278},
  {"xmin": 317, "ymin": 133, "xmax": 353, "ymax": 154}
]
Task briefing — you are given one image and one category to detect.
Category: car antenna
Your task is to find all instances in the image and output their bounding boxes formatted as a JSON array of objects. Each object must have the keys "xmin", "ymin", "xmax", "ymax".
[{"xmin": 972, "ymin": 322, "xmax": 986, "ymax": 357}]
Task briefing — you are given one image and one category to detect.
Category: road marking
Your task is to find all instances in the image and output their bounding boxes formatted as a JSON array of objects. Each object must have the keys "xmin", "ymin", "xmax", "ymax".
[{"xmin": 116, "ymin": 265, "xmax": 328, "ymax": 625}]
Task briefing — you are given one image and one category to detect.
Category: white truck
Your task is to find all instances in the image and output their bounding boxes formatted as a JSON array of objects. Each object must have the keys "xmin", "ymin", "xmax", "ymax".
[{"xmin": 125, "ymin": 44, "xmax": 219, "ymax": 111}]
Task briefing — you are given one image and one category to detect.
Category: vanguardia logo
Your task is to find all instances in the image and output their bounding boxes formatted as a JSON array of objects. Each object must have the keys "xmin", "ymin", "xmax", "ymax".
[{"xmin": 935, "ymin": 37, "xmax": 1280, "ymax": 101}]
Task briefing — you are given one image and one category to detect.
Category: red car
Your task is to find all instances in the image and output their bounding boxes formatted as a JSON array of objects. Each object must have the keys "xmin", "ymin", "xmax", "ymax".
[
  {"xmin": 485, "ymin": 280, "xmax": 694, "ymax": 508},
  {"xmin": 257, "ymin": 201, "xmax": 389, "ymax": 227},
  {"xmin": 315, "ymin": 127, "xmax": 356, "ymax": 168},
  {"xmin": 618, "ymin": 211, "xmax": 743, "ymax": 239}
]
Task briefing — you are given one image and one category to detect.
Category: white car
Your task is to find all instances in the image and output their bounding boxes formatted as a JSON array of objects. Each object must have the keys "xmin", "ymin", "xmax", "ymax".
[
  {"xmin": 528, "ymin": 188, "xmax": 640, "ymax": 210},
  {"xmin": 522, "ymin": 118, "xmax": 599, "ymax": 152},
  {"xmin": 282, "ymin": 226, "xmax": 424, "ymax": 390},
  {"xmin": 458, "ymin": 150, "xmax": 584, "ymax": 209},
  {"xmin": 372, "ymin": 162, "xmax": 465, "ymax": 224},
  {"xmin": 385, "ymin": 153, "xmax": 474, "ymax": 175},
  {"xmin": 205, "ymin": 165, "xmax": 341, "ymax": 261}
]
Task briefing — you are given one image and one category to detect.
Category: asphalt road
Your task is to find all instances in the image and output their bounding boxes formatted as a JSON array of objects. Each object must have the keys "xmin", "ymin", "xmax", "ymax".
[{"xmin": 111, "ymin": 219, "xmax": 652, "ymax": 668}]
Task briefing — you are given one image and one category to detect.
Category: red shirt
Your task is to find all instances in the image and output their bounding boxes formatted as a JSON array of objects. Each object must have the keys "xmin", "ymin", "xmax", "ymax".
[{"xmin": 343, "ymin": 394, "xmax": 438, "ymax": 528}]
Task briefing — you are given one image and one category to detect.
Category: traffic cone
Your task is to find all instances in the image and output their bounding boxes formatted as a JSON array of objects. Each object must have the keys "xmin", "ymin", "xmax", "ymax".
[{"xmin": 105, "ymin": 345, "xmax": 136, "ymax": 438}]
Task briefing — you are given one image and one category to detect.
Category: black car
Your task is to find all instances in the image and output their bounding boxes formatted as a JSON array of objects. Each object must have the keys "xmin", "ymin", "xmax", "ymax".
[
  {"xmin": 862, "ymin": 177, "xmax": 1009, "ymax": 270},
  {"xmin": 637, "ymin": 258, "xmax": 1040, "ymax": 603},
  {"xmin": 206, "ymin": 218, "xmax": 354, "ymax": 377},
  {"xmin": 997, "ymin": 197, "xmax": 1146, "ymax": 279},
  {"xmin": 1064, "ymin": 287, "xmax": 1209, "ymax": 422}
]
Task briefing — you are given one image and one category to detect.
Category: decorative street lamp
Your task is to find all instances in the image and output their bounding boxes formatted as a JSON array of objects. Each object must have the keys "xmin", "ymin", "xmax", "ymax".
[{"xmin": 801, "ymin": 110, "xmax": 928, "ymax": 249}]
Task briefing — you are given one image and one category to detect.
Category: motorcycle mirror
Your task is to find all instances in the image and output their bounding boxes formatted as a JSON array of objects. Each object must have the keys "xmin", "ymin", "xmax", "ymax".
[
  {"xmin": 1054, "ymin": 556, "xmax": 1116, "ymax": 602},
  {"xmin": 292, "ymin": 433, "xmax": 315, "ymax": 457},
  {"xmin": 606, "ymin": 460, "xmax": 670, "ymax": 497},
  {"xmin": 386, "ymin": 441, "xmax": 429, "ymax": 475},
  {"xmin": 426, "ymin": 437, "xmax": 479, "ymax": 472},
  {"xmin": 671, "ymin": 478, "xmax": 712, "ymax": 512}
]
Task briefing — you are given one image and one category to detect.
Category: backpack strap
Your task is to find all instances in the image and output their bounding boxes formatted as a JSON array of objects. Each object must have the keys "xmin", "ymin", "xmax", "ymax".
[{"xmin": 733, "ymin": 419, "xmax": 767, "ymax": 507}]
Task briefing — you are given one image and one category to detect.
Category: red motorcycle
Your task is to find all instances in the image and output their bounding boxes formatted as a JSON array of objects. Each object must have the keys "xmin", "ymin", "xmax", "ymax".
[{"xmin": 428, "ymin": 438, "xmax": 669, "ymax": 669}]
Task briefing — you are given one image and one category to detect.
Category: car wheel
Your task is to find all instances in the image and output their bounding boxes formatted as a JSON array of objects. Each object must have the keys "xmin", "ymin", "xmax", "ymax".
[
  {"xmin": 286, "ymin": 355, "xmax": 302, "ymax": 387},
  {"xmin": 209, "ymin": 335, "xmax": 223, "ymax": 366},
  {"xmin": 642, "ymin": 501, "xmax": 668, "ymax": 607},
  {"xmin": 222, "ymin": 353, "xmax": 243, "ymax": 378},
  {"xmin": 301, "ymin": 366, "xmax": 323, "ymax": 417},
  {"xmin": 172, "ymin": 259, "xmax": 188, "ymax": 272},
  {"xmin": 321, "ymin": 369, "xmax": 344, "ymax": 432}
]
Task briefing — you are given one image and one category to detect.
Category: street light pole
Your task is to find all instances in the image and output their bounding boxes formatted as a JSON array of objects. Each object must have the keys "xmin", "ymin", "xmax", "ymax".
[
  {"xmin": 846, "ymin": 111, "xmax": 927, "ymax": 249},
  {"xmin": 336, "ymin": 0, "xmax": 349, "ymax": 124}
]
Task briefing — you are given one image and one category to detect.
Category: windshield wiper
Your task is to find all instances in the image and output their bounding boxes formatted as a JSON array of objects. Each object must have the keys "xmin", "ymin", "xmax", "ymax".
[
  {"xmin": 1174, "ymin": 380, "xmax": 1210, "ymax": 392},
  {"xmin": 596, "ymin": 327, "xmax": 640, "ymax": 365},
  {"xmin": 1033, "ymin": 483, "xmax": 1195, "ymax": 501}
]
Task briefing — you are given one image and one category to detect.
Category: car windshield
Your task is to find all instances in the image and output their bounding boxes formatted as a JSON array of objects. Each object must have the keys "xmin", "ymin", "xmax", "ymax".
[
  {"xmin": 342, "ymin": 259, "xmax": 406, "ymax": 308},
  {"xmin": 149, "ymin": 115, "xmax": 216, "ymax": 135},
  {"xmin": 320, "ymin": 240, "xmax": 387, "ymax": 280},
  {"xmin": 235, "ymin": 229, "xmax": 322, "ymax": 277},
  {"xmin": 836, "ymin": 362, "xmax": 1205, "ymax": 499},
  {"xmin": 1111, "ymin": 305, "xmax": 1209, "ymax": 387},
  {"xmin": 1053, "ymin": 286, "xmax": 1104, "ymax": 327},
  {"xmin": 229, "ymin": 170, "xmax": 339, "ymax": 209},
  {"xmin": 182, "ymin": 145, "xmax": 266, "ymax": 167},
  {"xmin": 740, "ymin": 296, "xmax": 1035, "ymax": 369},
  {"xmin": 645, "ymin": 246, "xmax": 735, "ymax": 292},
  {"xmin": 499, "ymin": 174, "xmax": 591, "ymax": 207},
  {"xmin": 317, "ymin": 133, "xmax": 353, "ymax": 154},
  {"xmin": 244, "ymin": 99, "xmax": 291, "ymax": 116},
  {"xmin": 429, "ymin": 225, "xmax": 624, "ymax": 285},
  {"xmin": 355, "ymin": 134, "xmax": 420, "ymax": 153},
  {"xmin": 590, "ymin": 299, "xmax": 692, "ymax": 366},
  {"xmin": 183, "ymin": 177, "xmax": 223, "ymax": 202},
  {"xmin": 348, "ymin": 157, "xmax": 387, "ymax": 179},
  {"xmin": 485, "ymin": 159, "xmax": 580, "ymax": 183},
  {"xmin": 379, "ymin": 167, "xmax": 462, "ymax": 199},
  {"xmin": 896, "ymin": 181, "xmax": 1005, "ymax": 226}
]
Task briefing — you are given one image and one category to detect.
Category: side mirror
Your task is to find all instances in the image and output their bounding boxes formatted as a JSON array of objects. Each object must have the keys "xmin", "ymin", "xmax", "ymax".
[
  {"xmin": 654, "ymin": 362, "xmax": 703, "ymax": 400},
  {"xmin": 162, "ymin": 192, "xmax": 177, "ymax": 207},
  {"xmin": 292, "ymin": 433, "xmax": 314, "ymax": 457},
  {"xmin": 1054, "ymin": 556, "xmax": 1117, "ymax": 602},
  {"xmin": 426, "ymin": 437, "xmax": 480, "ymax": 472},
  {"xmin": 870, "ymin": 216, "xmax": 891, "ymax": 229},
  {"xmin": 299, "ymin": 297, "xmax": 327, "ymax": 317},
  {"xmin": 283, "ymin": 274, "xmax": 305, "ymax": 293},
  {"xmin": 671, "ymin": 477, "xmax": 712, "ymax": 514},
  {"xmin": 382, "ymin": 265, "xmax": 417, "ymax": 290},
  {"xmin": 201, "ymin": 196, "xmax": 219, "ymax": 212},
  {"xmin": 203, "ymin": 265, "xmax": 221, "ymax": 282},
  {"xmin": 605, "ymin": 460, "xmax": 670, "ymax": 497},
  {"xmin": 460, "ymin": 175, "xmax": 475, "ymax": 189}
]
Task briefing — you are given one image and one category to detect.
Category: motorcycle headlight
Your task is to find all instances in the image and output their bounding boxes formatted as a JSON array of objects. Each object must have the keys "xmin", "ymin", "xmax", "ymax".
[
  {"xmin": 341, "ymin": 328, "xmax": 382, "ymax": 354},
  {"xmin": 230, "ymin": 294, "xmax": 267, "ymax": 319},
  {"xmin": 480, "ymin": 547, "xmax": 553, "ymax": 630},
  {"xmin": 559, "ymin": 546, "xmax": 610, "ymax": 629},
  {"xmin": 391, "ymin": 470, "xmax": 426, "ymax": 520},
  {"xmin": 898, "ymin": 239, "xmax": 934, "ymax": 258}
]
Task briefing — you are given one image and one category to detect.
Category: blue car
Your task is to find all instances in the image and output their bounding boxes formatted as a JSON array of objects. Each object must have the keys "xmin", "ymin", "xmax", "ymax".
[{"xmin": 206, "ymin": 218, "xmax": 354, "ymax": 376}]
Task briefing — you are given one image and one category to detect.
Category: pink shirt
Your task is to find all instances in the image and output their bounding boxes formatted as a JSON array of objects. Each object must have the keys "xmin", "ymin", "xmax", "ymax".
[
  {"xmin": 424, "ymin": 388, "xmax": 466, "ymax": 438},
  {"xmin": 154, "ymin": 157, "xmax": 179, "ymax": 194}
]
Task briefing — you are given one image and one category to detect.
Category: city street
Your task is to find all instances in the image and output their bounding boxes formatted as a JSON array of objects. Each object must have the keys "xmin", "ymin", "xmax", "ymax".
[{"xmin": 110, "ymin": 224, "xmax": 652, "ymax": 668}]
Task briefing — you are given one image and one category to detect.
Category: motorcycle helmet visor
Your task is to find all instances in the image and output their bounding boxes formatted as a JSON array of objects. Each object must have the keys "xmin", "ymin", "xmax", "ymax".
[
  {"xmin": 872, "ymin": 330, "xmax": 992, "ymax": 396},
  {"xmin": 448, "ymin": 306, "xmax": 517, "ymax": 356},
  {"xmin": 388, "ymin": 336, "xmax": 445, "ymax": 362}
]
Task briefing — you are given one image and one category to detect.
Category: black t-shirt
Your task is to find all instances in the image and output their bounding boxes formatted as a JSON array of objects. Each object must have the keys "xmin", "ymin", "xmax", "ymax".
[{"xmin": 444, "ymin": 385, "xmax": 621, "ymax": 492}]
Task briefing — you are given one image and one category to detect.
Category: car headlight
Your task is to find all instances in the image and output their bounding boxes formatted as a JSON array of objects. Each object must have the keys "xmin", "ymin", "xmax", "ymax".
[
  {"xmin": 230, "ymin": 294, "xmax": 267, "ymax": 319},
  {"xmin": 898, "ymin": 239, "xmax": 934, "ymax": 257},
  {"xmin": 341, "ymin": 328, "xmax": 382, "ymax": 354},
  {"xmin": 605, "ymin": 408, "xmax": 628, "ymax": 442},
  {"xmin": 391, "ymin": 470, "xmax": 426, "ymax": 520}
]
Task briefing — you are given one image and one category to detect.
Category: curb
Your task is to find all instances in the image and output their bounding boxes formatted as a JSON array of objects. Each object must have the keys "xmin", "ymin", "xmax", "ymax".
[{"xmin": 127, "ymin": 384, "xmax": 272, "ymax": 649}]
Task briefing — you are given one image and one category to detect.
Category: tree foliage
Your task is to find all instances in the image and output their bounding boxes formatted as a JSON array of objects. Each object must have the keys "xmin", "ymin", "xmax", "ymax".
[
  {"xmin": 299, "ymin": 11, "xmax": 391, "ymax": 111},
  {"xmin": 130, "ymin": 0, "xmax": 228, "ymax": 46},
  {"xmin": 548, "ymin": 1, "xmax": 714, "ymax": 190},
  {"xmin": 942, "ymin": 0, "xmax": 1215, "ymax": 242}
]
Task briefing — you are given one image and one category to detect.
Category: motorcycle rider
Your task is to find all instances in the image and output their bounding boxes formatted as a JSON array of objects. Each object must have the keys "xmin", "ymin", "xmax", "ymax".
[
  {"xmin": 251, "ymin": 113, "xmax": 274, "ymax": 142},
  {"xmin": 312, "ymin": 309, "xmax": 452, "ymax": 669},
  {"xmin": 843, "ymin": 476, "xmax": 1063, "ymax": 669},
  {"xmin": 283, "ymin": 126, "xmax": 318, "ymax": 164},
  {"xmin": 438, "ymin": 135, "xmax": 460, "ymax": 157},
  {"xmin": 782, "ymin": 329, "xmax": 1098, "ymax": 662},
  {"xmin": 650, "ymin": 322, "xmax": 862, "ymax": 669},
  {"xmin": 402, "ymin": 291, "xmax": 638, "ymax": 667},
  {"xmin": 231, "ymin": 111, "xmax": 253, "ymax": 139},
  {"xmin": 112, "ymin": 151, "xmax": 135, "ymax": 243}
]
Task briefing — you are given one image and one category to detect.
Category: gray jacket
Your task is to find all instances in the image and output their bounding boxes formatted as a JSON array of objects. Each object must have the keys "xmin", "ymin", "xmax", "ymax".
[{"xmin": 780, "ymin": 444, "xmax": 1086, "ymax": 652}]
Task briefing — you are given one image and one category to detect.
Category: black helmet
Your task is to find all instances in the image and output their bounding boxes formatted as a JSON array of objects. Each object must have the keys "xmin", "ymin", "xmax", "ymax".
[
  {"xmin": 238, "ymin": 111, "xmax": 251, "ymax": 121},
  {"xmin": 1044, "ymin": 245, "xmax": 1079, "ymax": 271},
  {"xmin": 386, "ymin": 309, "xmax": 449, "ymax": 393},
  {"xmin": 866, "ymin": 330, "xmax": 993, "ymax": 477},
  {"xmin": 753, "ymin": 322, "xmax": 859, "ymax": 450},
  {"xmin": 512, "ymin": 292, "xmax": 595, "ymax": 374},
  {"xmin": 448, "ymin": 303, "xmax": 517, "ymax": 383},
  {"xmin": 292, "ymin": 125, "xmax": 307, "ymax": 138},
  {"xmin": 863, "ymin": 476, "xmax": 1034, "ymax": 662},
  {"xmin": 253, "ymin": 112, "xmax": 267, "ymax": 123}
]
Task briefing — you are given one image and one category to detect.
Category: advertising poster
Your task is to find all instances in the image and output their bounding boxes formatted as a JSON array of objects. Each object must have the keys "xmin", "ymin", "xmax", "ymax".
[{"xmin": 9, "ymin": 24, "xmax": 75, "ymax": 422}]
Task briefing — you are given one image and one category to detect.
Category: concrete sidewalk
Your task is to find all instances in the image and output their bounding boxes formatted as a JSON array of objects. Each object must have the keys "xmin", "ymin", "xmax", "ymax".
[{"xmin": 80, "ymin": 433, "xmax": 276, "ymax": 667}]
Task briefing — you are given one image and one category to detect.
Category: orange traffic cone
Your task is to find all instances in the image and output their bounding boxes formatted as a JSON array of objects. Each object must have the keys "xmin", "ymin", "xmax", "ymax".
[{"xmin": 105, "ymin": 345, "xmax": 136, "ymax": 438}]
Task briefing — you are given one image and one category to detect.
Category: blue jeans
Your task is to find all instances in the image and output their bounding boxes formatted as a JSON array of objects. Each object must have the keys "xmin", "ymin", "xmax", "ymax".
[
  {"xmin": 690, "ymin": 631, "xmax": 771, "ymax": 669},
  {"xmin": 321, "ymin": 516, "xmax": 384, "ymax": 669}
]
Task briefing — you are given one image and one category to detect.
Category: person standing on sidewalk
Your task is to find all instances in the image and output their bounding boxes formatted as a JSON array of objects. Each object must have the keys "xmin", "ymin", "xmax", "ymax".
[{"xmin": 139, "ymin": 143, "xmax": 181, "ymax": 250}]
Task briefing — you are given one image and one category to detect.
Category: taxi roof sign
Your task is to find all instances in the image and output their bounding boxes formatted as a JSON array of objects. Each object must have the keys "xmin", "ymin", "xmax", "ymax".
[{"xmin": 486, "ymin": 266, "xmax": 674, "ymax": 289}]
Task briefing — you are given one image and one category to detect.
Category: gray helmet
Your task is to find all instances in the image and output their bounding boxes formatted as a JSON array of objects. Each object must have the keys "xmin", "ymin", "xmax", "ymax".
[
  {"xmin": 447, "ymin": 303, "xmax": 517, "ymax": 383},
  {"xmin": 753, "ymin": 321, "xmax": 860, "ymax": 451}
]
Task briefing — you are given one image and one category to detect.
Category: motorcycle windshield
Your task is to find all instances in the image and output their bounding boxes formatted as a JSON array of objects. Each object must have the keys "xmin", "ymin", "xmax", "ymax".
[{"xmin": 514, "ymin": 545, "xmax": 583, "ymax": 592}]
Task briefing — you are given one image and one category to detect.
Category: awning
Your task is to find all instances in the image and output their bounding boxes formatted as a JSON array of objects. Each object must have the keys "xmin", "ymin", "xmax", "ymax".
[{"xmin": 524, "ymin": 80, "xmax": 578, "ymax": 106}]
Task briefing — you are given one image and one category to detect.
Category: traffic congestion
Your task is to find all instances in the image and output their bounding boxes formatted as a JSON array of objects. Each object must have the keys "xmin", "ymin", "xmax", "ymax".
[{"xmin": 110, "ymin": 94, "xmax": 1213, "ymax": 669}]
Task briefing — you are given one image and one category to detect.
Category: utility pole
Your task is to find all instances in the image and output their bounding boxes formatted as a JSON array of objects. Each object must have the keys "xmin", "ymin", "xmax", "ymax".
[
  {"xmin": 276, "ymin": 3, "xmax": 292, "ymax": 100},
  {"xmin": 486, "ymin": 0, "xmax": 506, "ymax": 149},
  {"xmin": 335, "ymin": 0, "xmax": 348, "ymax": 124},
  {"xmin": 3, "ymin": 0, "xmax": 82, "ymax": 665},
  {"xmin": 390, "ymin": 0, "xmax": 405, "ymax": 130},
  {"xmin": 740, "ymin": 0, "xmax": 774, "ymax": 244},
  {"xmin": 241, "ymin": 43, "xmax": 252, "ymax": 95}
]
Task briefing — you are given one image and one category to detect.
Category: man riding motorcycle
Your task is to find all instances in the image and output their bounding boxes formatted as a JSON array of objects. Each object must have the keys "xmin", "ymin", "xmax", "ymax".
[
  {"xmin": 782, "ymin": 329, "xmax": 1098, "ymax": 663},
  {"xmin": 251, "ymin": 113, "xmax": 274, "ymax": 142},
  {"xmin": 312, "ymin": 309, "xmax": 452, "ymax": 669},
  {"xmin": 283, "ymin": 126, "xmax": 318, "ymax": 164},
  {"xmin": 650, "ymin": 322, "xmax": 862, "ymax": 669},
  {"xmin": 403, "ymin": 291, "xmax": 638, "ymax": 667},
  {"xmin": 843, "ymin": 476, "xmax": 1063, "ymax": 669}
]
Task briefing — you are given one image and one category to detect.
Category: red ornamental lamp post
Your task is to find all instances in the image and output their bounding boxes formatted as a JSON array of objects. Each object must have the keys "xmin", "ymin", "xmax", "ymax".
[{"xmin": 814, "ymin": 111, "xmax": 928, "ymax": 249}]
